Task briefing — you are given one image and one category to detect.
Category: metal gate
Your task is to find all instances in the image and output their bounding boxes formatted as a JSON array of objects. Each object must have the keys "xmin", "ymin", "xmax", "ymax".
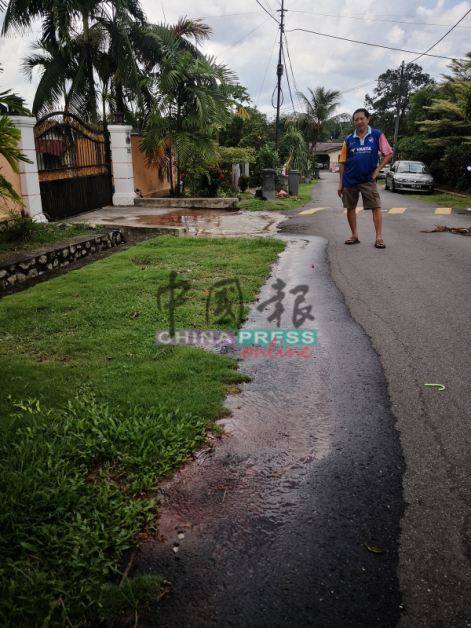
[{"xmin": 34, "ymin": 112, "xmax": 112, "ymax": 220}]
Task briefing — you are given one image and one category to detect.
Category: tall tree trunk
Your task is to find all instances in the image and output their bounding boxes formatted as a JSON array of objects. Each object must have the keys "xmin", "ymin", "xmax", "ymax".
[
  {"xmin": 169, "ymin": 150, "xmax": 174, "ymax": 196},
  {"xmin": 116, "ymin": 82, "xmax": 125, "ymax": 115},
  {"xmin": 83, "ymin": 14, "xmax": 97, "ymax": 123}
]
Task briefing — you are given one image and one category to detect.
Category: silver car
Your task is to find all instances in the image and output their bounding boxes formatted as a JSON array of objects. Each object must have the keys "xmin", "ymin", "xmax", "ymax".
[{"xmin": 385, "ymin": 161, "xmax": 435, "ymax": 194}]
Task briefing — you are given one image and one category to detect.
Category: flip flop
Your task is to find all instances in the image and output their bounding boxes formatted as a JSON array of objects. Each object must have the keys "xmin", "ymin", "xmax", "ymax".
[
  {"xmin": 374, "ymin": 239, "xmax": 386, "ymax": 248},
  {"xmin": 345, "ymin": 237, "xmax": 360, "ymax": 245}
]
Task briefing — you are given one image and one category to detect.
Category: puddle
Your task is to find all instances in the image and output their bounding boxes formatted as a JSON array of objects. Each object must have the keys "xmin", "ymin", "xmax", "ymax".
[{"xmin": 136, "ymin": 209, "xmax": 238, "ymax": 225}]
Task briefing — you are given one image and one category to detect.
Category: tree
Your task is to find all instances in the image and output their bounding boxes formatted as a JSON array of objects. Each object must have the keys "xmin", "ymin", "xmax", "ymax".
[
  {"xmin": 0, "ymin": 67, "xmax": 33, "ymax": 211},
  {"xmin": 3, "ymin": 0, "xmax": 146, "ymax": 121},
  {"xmin": 140, "ymin": 31, "xmax": 240, "ymax": 196},
  {"xmin": 365, "ymin": 63, "xmax": 433, "ymax": 137},
  {"xmin": 279, "ymin": 123, "xmax": 308, "ymax": 171},
  {"xmin": 296, "ymin": 86, "xmax": 349, "ymax": 152},
  {"xmin": 418, "ymin": 79, "xmax": 471, "ymax": 147}
]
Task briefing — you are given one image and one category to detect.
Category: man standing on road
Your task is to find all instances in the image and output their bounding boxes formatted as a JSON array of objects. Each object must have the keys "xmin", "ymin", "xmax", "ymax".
[{"xmin": 338, "ymin": 109, "xmax": 392, "ymax": 248}]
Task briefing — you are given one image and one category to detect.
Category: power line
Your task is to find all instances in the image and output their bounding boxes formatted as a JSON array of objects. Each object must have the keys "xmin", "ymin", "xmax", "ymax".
[
  {"xmin": 192, "ymin": 12, "xmax": 260, "ymax": 19},
  {"xmin": 216, "ymin": 18, "xmax": 271, "ymax": 57},
  {"xmin": 281, "ymin": 45, "xmax": 296, "ymax": 113},
  {"xmin": 286, "ymin": 28, "xmax": 466, "ymax": 60},
  {"xmin": 289, "ymin": 10, "xmax": 471, "ymax": 29},
  {"xmin": 283, "ymin": 32, "xmax": 303, "ymax": 110},
  {"xmin": 257, "ymin": 30, "xmax": 279, "ymax": 106},
  {"xmin": 408, "ymin": 7, "xmax": 471, "ymax": 64},
  {"xmin": 255, "ymin": 0, "xmax": 279, "ymax": 23}
]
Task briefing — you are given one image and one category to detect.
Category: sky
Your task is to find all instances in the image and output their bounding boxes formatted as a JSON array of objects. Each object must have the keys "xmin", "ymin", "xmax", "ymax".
[{"xmin": 1, "ymin": 0, "xmax": 470, "ymax": 121}]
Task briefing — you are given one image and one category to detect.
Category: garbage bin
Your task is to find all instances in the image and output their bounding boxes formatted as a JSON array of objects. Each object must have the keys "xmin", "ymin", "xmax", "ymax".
[
  {"xmin": 314, "ymin": 168, "xmax": 320, "ymax": 179},
  {"xmin": 304, "ymin": 169, "xmax": 311, "ymax": 184},
  {"xmin": 260, "ymin": 168, "xmax": 276, "ymax": 201},
  {"xmin": 288, "ymin": 170, "xmax": 301, "ymax": 196}
]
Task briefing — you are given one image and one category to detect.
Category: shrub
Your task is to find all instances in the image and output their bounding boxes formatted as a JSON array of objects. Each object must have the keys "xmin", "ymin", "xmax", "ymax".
[
  {"xmin": 443, "ymin": 144, "xmax": 471, "ymax": 190},
  {"xmin": 0, "ymin": 208, "xmax": 41, "ymax": 243},
  {"xmin": 238, "ymin": 174, "xmax": 250, "ymax": 192},
  {"xmin": 397, "ymin": 136, "xmax": 441, "ymax": 165}
]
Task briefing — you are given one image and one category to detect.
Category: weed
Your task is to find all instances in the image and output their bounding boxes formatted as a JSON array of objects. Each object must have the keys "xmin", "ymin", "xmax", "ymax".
[
  {"xmin": 0, "ymin": 394, "xmax": 202, "ymax": 626},
  {"xmin": 239, "ymin": 182, "xmax": 317, "ymax": 212}
]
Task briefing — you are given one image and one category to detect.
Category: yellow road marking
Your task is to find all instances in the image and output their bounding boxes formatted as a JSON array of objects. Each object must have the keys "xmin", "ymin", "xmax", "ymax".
[
  {"xmin": 343, "ymin": 207, "xmax": 363, "ymax": 214},
  {"xmin": 435, "ymin": 208, "xmax": 452, "ymax": 214},
  {"xmin": 298, "ymin": 207, "xmax": 328, "ymax": 215},
  {"xmin": 388, "ymin": 207, "xmax": 407, "ymax": 214}
]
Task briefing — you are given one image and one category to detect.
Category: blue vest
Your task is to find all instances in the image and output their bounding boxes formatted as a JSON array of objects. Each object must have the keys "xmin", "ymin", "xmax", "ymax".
[{"xmin": 342, "ymin": 128, "xmax": 382, "ymax": 187}]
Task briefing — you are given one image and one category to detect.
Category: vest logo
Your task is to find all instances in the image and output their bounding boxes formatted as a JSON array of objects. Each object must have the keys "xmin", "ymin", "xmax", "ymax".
[{"xmin": 368, "ymin": 137, "xmax": 374, "ymax": 142}]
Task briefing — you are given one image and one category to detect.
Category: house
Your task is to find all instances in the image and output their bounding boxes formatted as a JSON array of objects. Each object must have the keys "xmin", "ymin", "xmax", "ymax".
[{"xmin": 310, "ymin": 142, "xmax": 344, "ymax": 169}]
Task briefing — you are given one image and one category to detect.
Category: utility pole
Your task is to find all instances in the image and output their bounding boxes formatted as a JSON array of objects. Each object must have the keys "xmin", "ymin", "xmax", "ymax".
[
  {"xmin": 392, "ymin": 60, "xmax": 405, "ymax": 164},
  {"xmin": 275, "ymin": 0, "xmax": 286, "ymax": 149}
]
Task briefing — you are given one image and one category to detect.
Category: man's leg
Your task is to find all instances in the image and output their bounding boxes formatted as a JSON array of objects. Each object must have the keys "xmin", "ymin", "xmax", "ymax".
[
  {"xmin": 343, "ymin": 186, "xmax": 360, "ymax": 243},
  {"xmin": 372, "ymin": 207, "xmax": 382, "ymax": 240},
  {"xmin": 346, "ymin": 209, "xmax": 358, "ymax": 239}
]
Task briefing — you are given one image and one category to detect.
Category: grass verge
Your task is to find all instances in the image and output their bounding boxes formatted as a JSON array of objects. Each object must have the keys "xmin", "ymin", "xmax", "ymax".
[
  {"xmin": 402, "ymin": 191, "xmax": 471, "ymax": 209},
  {"xmin": 0, "ymin": 220, "xmax": 102, "ymax": 258},
  {"xmin": 0, "ymin": 235, "xmax": 285, "ymax": 627},
  {"xmin": 239, "ymin": 181, "xmax": 317, "ymax": 211}
]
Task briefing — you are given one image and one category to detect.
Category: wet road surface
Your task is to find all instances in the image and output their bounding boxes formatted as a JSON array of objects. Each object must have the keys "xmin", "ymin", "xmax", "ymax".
[
  {"xmin": 134, "ymin": 235, "xmax": 405, "ymax": 627},
  {"xmin": 281, "ymin": 175, "xmax": 471, "ymax": 628}
]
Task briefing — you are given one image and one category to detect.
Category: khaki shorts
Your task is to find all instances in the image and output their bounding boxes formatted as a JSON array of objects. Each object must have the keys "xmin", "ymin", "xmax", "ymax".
[{"xmin": 342, "ymin": 179, "xmax": 381, "ymax": 210}]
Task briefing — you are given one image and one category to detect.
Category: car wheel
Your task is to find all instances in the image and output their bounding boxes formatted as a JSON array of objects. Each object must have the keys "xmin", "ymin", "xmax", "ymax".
[
  {"xmin": 391, "ymin": 180, "xmax": 396, "ymax": 193},
  {"xmin": 429, "ymin": 188, "xmax": 435, "ymax": 195},
  {"xmin": 384, "ymin": 178, "xmax": 390, "ymax": 190}
]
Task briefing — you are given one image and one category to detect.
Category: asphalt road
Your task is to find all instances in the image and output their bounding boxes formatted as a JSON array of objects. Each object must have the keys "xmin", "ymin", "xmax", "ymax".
[
  {"xmin": 280, "ymin": 173, "xmax": 471, "ymax": 628},
  {"xmin": 133, "ymin": 174, "xmax": 470, "ymax": 628}
]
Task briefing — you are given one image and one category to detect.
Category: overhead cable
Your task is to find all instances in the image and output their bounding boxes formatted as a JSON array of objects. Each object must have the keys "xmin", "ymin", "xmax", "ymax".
[
  {"xmin": 285, "ymin": 28, "xmax": 466, "ymax": 60},
  {"xmin": 257, "ymin": 31, "xmax": 280, "ymax": 106},
  {"xmin": 407, "ymin": 7, "xmax": 471, "ymax": 63},
  {"xmin": 282, "ymin": 46, "xmax": 297, "ymax": 113},
  {"xmin": 255, "ymin": 0, "xmax": 280, "ymax": 23},
  {"xmin": 289, "ymin": 10, "xmax": 471, "ymax": 29},
  {"xmin": 216, "ymin": 18, "xmax": 271, "ymax": 57}
]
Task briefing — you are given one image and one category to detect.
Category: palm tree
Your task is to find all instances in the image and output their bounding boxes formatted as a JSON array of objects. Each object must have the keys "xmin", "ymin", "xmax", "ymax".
[
  {"xmin": 280, "ymin": 122, "xmax": 308, "ymax": 171},
  {"xmin": 140, "ymin": 30, "xmax": 239, "ymax": 196},
  {"xmin": 3, "ymin": 0, "xmax": 146, "ymax": 121},
  {"xmin": 296, "ymin": 87, "xmax": 350, "ymax": 163},
  {"xmin": 0, "ymin": 66, "xmax": 33, "ymax": 211}
]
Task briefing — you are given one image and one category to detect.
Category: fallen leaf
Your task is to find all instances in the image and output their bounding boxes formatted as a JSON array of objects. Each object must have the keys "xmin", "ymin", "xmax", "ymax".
[
  {"xmin": 364, "ymin": 542, "xmax": 383, "ymax": 553},
  {"xmin": 74, "ymin": 293, "xmax": 79, "ymax": 297},
  {"xmin": 311, "ymin": 265, "xmax": 315, "ymax": 268},
  {"xmin": 131, "ymin": 312, "xmax": 140, "ymax": 319}
]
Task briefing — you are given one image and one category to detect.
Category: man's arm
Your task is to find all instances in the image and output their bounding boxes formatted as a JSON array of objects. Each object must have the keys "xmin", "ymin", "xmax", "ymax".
[
  {"xmin": 338, "ymin": 142, "xmax": 347, "ymax": 197},
  {"xmin": 338, "ymin": 163, "xmax": 345, "ymax": 198},
  {"xmin": 372, "ymin": 153, "xmax": 392, "ymax": 181},
  {"xmin": 372, "ymin": 133, "xmax": 393, "ymax": 180}
]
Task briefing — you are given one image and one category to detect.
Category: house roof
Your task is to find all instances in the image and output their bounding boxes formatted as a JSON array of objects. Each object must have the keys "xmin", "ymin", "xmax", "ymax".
[{"xmin": 311, "ymin": 142, "xmax": 344, "ymax": 153}]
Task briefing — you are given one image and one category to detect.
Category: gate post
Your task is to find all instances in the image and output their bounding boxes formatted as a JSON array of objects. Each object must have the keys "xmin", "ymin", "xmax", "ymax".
[
  {"xmin": 9, "ymin": 116, "xmax": 47, "ymax": 222},
  {"xmin": 108, "ymin": 124, "xmax": 136, "ymax": 206}
]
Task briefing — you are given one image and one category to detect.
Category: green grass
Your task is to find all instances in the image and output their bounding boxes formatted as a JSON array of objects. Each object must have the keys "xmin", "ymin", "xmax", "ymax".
[
  {"xmin": 240, "ymin": 181, "xmax": 317, "ymax": 211},
  {"xmin": 0, "ymin": 235, "xmax": 285, "ymax": 627},
  {"xmin": 403, "ymin": 191, "xmax": 471, "ymax": 209},
  {"xmin": 0, "ymin": 220, "xmax": 102, "ymax": 258}
]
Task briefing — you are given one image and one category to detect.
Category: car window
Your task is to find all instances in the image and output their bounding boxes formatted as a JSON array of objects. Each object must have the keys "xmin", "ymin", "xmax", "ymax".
[{"xmin": 397, "ymin": 163, "xmax": 430, "ymax": 174}]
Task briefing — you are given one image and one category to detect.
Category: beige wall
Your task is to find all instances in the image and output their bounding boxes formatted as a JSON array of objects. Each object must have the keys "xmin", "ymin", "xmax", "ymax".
[
  {"xmin": 0, "ymin": 153, "xmax": 22, "ymax": 221},
  {"xmin": 131, "ymin": 134, "xmax": 172, "ymax": 198}
]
